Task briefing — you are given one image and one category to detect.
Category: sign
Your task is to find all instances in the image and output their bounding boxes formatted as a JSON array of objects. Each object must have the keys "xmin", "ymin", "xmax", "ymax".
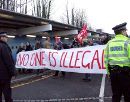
[{"xmin": 16, "ymin": 45, "xmax": 107, "ymax": 74}]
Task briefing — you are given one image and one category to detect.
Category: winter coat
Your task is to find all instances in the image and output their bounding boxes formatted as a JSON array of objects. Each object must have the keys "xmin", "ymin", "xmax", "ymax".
[{"xmin": 0, "ymin": 40, "xmax": 16, "ymax": 80}]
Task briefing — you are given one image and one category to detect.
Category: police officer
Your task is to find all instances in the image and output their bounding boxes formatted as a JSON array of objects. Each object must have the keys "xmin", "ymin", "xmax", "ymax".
[
  {"xmin": 0, "ymin": 32, "xmax": 16, "ymax": 102},
  {"xmin": 104, "ymin": 22, "xmax": 130, "ymax": 102}
]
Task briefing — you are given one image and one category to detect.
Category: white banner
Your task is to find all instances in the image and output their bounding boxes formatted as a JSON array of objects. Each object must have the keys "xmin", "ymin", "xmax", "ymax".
[{"xmin": 15, "ymin": 45, "xmax": 107, "ymax": 74}]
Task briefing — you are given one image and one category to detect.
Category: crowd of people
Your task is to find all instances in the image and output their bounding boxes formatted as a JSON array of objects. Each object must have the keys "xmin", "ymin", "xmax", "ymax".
[
  {"xmin": 0, "ymin": 31, "xmax": 111, "ymax": 102},
  {"xmin": 1, "ymin": 21, "xmax": 130, "ymax": 102},
  {"xmin": 14, "ymin": 34, "xmax": 111, "ymax": 76}
]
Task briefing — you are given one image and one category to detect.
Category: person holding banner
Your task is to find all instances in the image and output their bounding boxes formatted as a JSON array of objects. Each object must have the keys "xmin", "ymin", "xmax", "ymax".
[
  {"xmin": 82, "ymin": 39, "xmax": 93, "ymax": 82},
  {"xmin": 53, "ymin": 39, "xmax": 66, "ymax": 78},
  {"xmin": 71, "ymin": 37, "xmax": 80, "ymax": 48},
  {"xmin": 104, "ymin": 22, "xmax": 130, "ymax": 102},
  {"xmin": 43, "ymin": 37, "xmax": 51, "ymax": 49},
  {"xmin": 35, "ymin": 40, "xmax": 42, "ymax": 74},
  {"xmin": 0, "ymin": 32, "xmax": 16, "ymax": 102}
]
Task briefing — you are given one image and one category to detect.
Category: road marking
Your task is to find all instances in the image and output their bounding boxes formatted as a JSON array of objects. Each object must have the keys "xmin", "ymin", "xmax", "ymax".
[
  {"xmin": 8, "ymin": 96, "xmax": 112, "ymax": 102},
  {"xmin": 12, "ymin": 74, "xmax": 54, "ymax": 88},
  {"xmin": 99, "ymin": 74, "xmax": 106, "ymax": 102},
  {"xmin": 11, "ymin": 74, "xmax": 36, "ymax": 83}
]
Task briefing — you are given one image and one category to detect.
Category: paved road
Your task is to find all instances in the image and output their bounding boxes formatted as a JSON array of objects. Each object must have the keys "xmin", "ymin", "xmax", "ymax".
[{"xmin": 11, "ymin": 72, "xmax": 123, "ymax": 102}]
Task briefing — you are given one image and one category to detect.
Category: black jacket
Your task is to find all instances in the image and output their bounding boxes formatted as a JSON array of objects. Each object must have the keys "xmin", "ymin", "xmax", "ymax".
[{"xmin": 0, "ymin": 40, "xmax": 16, "ymax": 80}]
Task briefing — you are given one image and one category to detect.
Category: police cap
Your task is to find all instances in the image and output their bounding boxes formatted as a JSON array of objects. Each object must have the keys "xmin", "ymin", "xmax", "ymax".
[
  {"xmin": 112, "ymin": 22, "xmax": 127, "ymax": 31},
  {"xmin": 0, "ymin": 32, "xmax": 7, "ymax": 37}
]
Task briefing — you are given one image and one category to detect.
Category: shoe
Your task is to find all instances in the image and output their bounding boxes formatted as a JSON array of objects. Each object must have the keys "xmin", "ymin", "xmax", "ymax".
[
  {"xmin": 82, "ymin": 78, "xmax": 91, "ymax": 82},
  {"xmin": 52, "ymin": 75, "xmax": 58, "ymax": 79},
  {"xmin": 60, "ymin": 75, "xmax": 65, "ymax": 78}
]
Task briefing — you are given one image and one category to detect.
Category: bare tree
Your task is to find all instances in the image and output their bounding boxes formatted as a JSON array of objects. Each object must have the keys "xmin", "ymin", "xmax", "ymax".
[
  {"xmin": 2, "ymin": 0, "xmax": 6, "ymax": 9},
  {"xmin": 0, "ymin": 0, "xmax": 53, "ymax": 20},
  {"xmin": 31, "ymin": 0, "xmax": 53, "ymax": 19},
  {"xmin": 0, "ymin": 0, "xmax": 6, "ymax": 9},
  {"xmin": 10, "ymin": 0, "xmax": 15, "ymax": 11},
  {"xmin": 73, "ymin": 9, "xmax": 87, "ymax": 27},
  {"xmin": 24, "ymin": 0, "xmax": 27, "ymax": 14},
  {"xmin": 63, "ymin": 3, "xmax": 88, "ymax": 28},
  {"xmin": 47, "ymin": 0, "xmax": 51, "ymax": 19},
  {"xmin": 41, "ymin": 0, "xmax": 46, "ymax": 18},
  {"xmin": 32, "ymin": 0, "xmax": 36, "ymax": 16},
  {"xmin": 0, "ymin": 0, "xmax": 2, "ymax": 8},
  {"xmin": 7, "ymin": 0, "xmax": 9, "ymax": 9},
  {"xmin": 0, "ymin": 0, "xmax": 15, "ymax": 11},
  {"xmin": 66, "ymin": 0, "xmax": 70, "ymax": 24},
  {"xmin": 41, "ymin": 0, "xmax": 53, "ymax": 19},
  {"xmin": 71, "ymin": 8, "xmax": 74, "ymax": 25},
  {"xmin": 36, "ymin": 0, "xmax": 41, "ymax": 17},
  {"xmin": 20, "ymin": 0, "xmax": 21, "ymax": 13},
  {"xmin": 61, "ymin": 1, "xmax": 88, "ymax": 27}
]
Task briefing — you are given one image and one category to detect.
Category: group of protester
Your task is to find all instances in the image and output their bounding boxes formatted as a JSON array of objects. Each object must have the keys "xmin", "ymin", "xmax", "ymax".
[
  {"xmin": 15, "ymin": 34, "xmax": 111, "ymax": 80},
  {"xmin": 4, "ymin": 21, "xmax": 130, "ymax": 102},
  {"xmin": 0, "ymin": 29, "xmax": 112, "ymax": 102}
]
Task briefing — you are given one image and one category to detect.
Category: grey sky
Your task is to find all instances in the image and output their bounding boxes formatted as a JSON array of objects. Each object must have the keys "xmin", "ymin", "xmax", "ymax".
[
  {"xmin": 51, "ymin": 0, "xmax": 130, "ymax": 34},
  {"xmin": 20, "ymin": 0, "xmax": 130, "ymax": 34}
]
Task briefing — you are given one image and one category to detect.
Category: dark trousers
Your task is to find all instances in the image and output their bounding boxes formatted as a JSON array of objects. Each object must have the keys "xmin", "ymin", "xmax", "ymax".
[
  {"xmin": 85, "ymin": 74, "xmax": 91, "ymax": 79},
  {"xmin": 54, "ymin": 71, "xmax": 65, "ymax": 77},
  {"xmin": 0, "ymin": 80, "xmax": 12, "ymax": 102},
  {"xmin": 110, "ymin": 71, "xmax": 130, "ymax": 102}
]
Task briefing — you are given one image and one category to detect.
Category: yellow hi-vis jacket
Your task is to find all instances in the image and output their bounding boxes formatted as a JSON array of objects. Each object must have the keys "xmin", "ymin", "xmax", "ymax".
[{"xmin": 104, "ymin": 34, "xmax": 130, "ymax": 75}]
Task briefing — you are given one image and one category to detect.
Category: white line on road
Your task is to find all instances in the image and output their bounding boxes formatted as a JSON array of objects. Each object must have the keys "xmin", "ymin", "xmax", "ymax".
[
  {"xmin": 11, "ymin": 74, "xmax": 36, "ymax": 83},
  {"xmin": 7, "ymin": 97, "xmax": 112, "ymax": 102},
  {"xmin": 99, "ymin": 74, "xmax": 106, "ymax": 102},
  {"xmin": 12, "ymin": 74, "xmax": 54, "ymax": 88}
]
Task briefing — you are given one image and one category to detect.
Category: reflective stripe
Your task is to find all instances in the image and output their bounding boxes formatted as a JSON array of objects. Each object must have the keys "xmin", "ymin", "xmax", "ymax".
[
  {"xmin": 111, "ymin": 40, "xmax": 125, "ymax": 42},
  {"xmin": 124, "ymin": 40, "xmax": 130, "ymax": 56},
  {"xmin": 109, "ymin": 60, "xmax": 130, "ymax": 65},
  {"xmin": 108, "ymin": 54, "xmax": 127, "ymax": 57},
  {"xmin": 105, "ymin": 45, "xmax": 109, "ymax": 58},
  {"xmin": 104, "ymin": 55, "xmax": 107, "ymax": 58},
  {"xmin": 106, "ymin": 39, "xmax": 130, "ymax": 66},
  {"xmin": 110, "ymin": 39, "xmax": 128, "ymax": 56},
  {"xmin": 104, "ymin": 61, "xmax": 108, "ymax": 63}
]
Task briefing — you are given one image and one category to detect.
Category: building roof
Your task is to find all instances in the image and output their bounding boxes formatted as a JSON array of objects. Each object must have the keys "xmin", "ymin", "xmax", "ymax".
[
  {"xmin": 0, "ymin": 9, "xmax": 80, "ymax": 31},
  {"xmin": 0, "ymin": 9, "xmax": 111, "ymax": 37}
]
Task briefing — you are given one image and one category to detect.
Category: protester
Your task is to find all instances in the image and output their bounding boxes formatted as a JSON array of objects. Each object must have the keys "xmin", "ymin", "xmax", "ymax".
[
  {"xmin": 25, "ymin": 42, "xmax": 33, "ymax": 73},
  {"xmin": 104, "ymin": 22, "xmax": 130, "ymax": 102},
  {"xmin": 53, "ymin": 39, "xmax": 66, "ymax": 78},
  {"xmin": 62, "ymin": 43, "xmax": 70, "ymax": 49},
  {"xmin": 93, "ymin": 38, "xmax": 101, "ymax": 45},
  {"xmin": 71, "ymin": 37, "xmax": 80, "ymax": 48},
  {"xmin": 35, "ymin": 40, "xmax": 42, "ymax": 50},
  {"xmin": 100, "ymin": 34, "xmax": 111, "ymax": 45},
  {"xmin": 35, "ymin": 40, "xmax": 42, "ymax": 74},
  {"xmin": 0, "ymin": 32, "xmax": 16, "ymax": 102},
  {"xmin": 82, "ymin": 39, "xmax": 92, "ymax": 82},
  {"xmin": 16, "ymin": 42, "xmax": 26, "ymax": 74},
  {"xmin": 25, "ymin": 42, "xmax": 33, "ymax": 51},
  {"xmin": 43, "ymin": 37, "xmax": 51, "ymax": 49},
  {"xmin": 16, "ymin": 42, "xmax": 26, "ymax": 53}
]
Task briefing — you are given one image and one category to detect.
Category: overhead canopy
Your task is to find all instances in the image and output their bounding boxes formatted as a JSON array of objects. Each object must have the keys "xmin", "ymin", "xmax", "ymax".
[
  {"xmin": 0, "ymin": 9, "xmax": 106, "ymax": 37},
  {"xmin": 0, "ymin": 9, "xmax": 80, "ymax": 32}
]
